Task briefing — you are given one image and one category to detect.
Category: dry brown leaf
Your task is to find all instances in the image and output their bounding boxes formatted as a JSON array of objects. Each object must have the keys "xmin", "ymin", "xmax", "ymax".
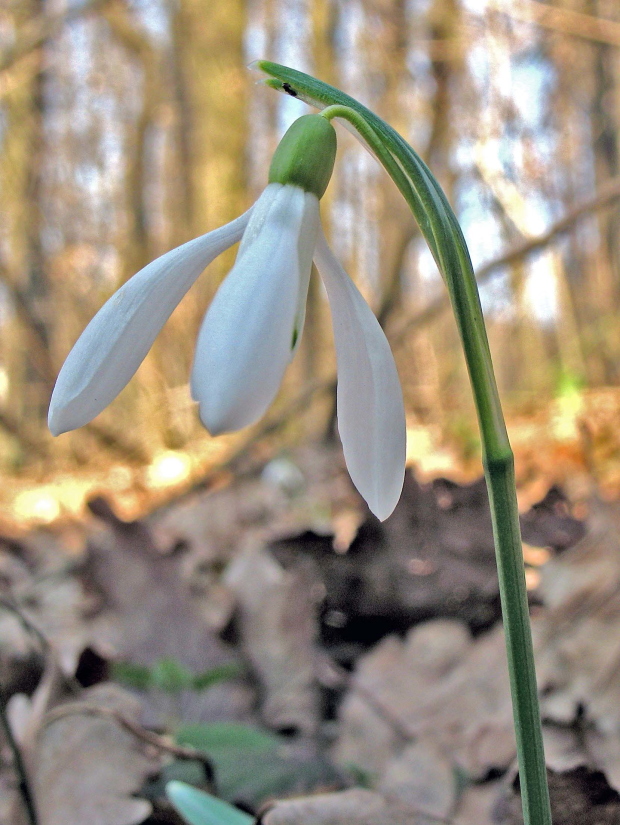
[
  {"xmin": 32, "ymin": 683, "xmax": 160, "ymax": 825},
  {"xmin": 453, "ymin": 780, "xmax": 502, "ymax": 825},
  {"xmin": 225, "ymin": 545, "xmax": 320, "ymax": 735},
  {"xmin": 334, "ymin": 619, "xmax": 514, "ymax": 780},
  {"xmin": 535, "ymin": 498, "xmax": 620, "ymax": 790},
  {"xmin": 0, "ymin": 572, "xmax": 90, "ymax": 677},
  {"xmin": 584, "ymin": 729, "xmax": 620, "ymax": 794},
  {"xmin": 147, "ymin": 446, "xmax": 344, "ymax": 563},
  {"xmin": 1, "ymin": 772, "xmax": 24, "ymax": 825},
  {"xmin": 84, "ymin": 503, "xmax": 250, "ymax": 725},
  {"xmin": 542, "ymin": 725, "xmax": 588, "ymax": 775},
  {"xmin": 334, "ymin": 619, "xmax": 470, "ymax": 775},
  {"xmin": 378, "ymin": 741, "xmax": 456, "ymax": 819},
  {"xmin": 262, "ymin": 788, "xmax": 430, "ymax": 825}
]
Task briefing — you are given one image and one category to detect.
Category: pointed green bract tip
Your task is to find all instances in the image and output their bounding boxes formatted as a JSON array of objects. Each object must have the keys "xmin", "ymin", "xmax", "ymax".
[
  {"xmin": 166, "ymin": 781, "xmax": 253, "ymax": 825},
  {"xmin": 269, "ymin": 114, "xmax": 336, "ymax": 199},
  {"xmin": 251, "ymin": 59, "xmax": 275, "ymax": 75}
]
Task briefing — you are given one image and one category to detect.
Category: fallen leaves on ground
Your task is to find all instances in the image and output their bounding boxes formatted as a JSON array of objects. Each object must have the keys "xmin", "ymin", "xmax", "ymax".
[
  {"xmin": 225, "ymin": 546, "xmax": 321, "ymax": 736},
  {"xmin": 8, "ymin": 455, "xmax": 620, "ymax": 825},
  {"xmin": 262, "ymin": 788, "xmax": 434, "ymax": 825},
  {"xmin": 535, "ymin": 497, "xmax": 620, "ymax": 793},
  {"xmin": 496, "ymin": 767, "xmax": 620, "ymax": 825},
  {"xmin": 333, "ymin": 619, "xmax": 514, "ymax": 801},
  {"xmin": 83, "ymin": 498, "xmax": 251, "ymax": 726}
]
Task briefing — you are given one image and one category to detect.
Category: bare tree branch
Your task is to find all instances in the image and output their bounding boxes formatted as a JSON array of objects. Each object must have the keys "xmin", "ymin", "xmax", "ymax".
[
  {"xmin": 502, "ymin": 0, "xmax": 620, "ymax": 49},
  {"xmin": 84, "ymin": 422, "xmax": 151, "ymax": 465},
  {"xmin": 0, "ymin": 698, "xmax": 38, "ymax": 825},
  {"xmin": 42, "ymin": 704, "xmax": 214, "ymax": 779},
  {"xmin": 391, "ymin": 175, "xmax": 620, "ymax": 344},
  {"xmin": 0, "ymin": 268, "xmax": 55, "ymax": 381},
  {"xmin": 0, "ymin": 408, "xmax": 48, "ymax": 457}
]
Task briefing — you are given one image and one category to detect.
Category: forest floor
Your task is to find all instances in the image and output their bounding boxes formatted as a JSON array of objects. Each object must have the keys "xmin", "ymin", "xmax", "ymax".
[{"xmin": 3, "ymin": 387, "xmax": 620, "ymax": 824}]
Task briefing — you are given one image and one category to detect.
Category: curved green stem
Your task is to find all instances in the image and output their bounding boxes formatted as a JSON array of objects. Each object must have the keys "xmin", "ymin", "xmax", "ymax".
[
  {"xmin": 319, "ymin": 105, "xmax": 435, "ymax": 255},
  {"xmin": 258, "ymin": 61, "xmax": 552, "ymax": 825}
]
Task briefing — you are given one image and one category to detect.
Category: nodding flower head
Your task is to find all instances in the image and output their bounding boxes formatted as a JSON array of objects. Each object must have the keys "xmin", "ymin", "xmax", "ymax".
[{"xmin": 48, "ymin": 113, "xmax": 406, "ymax": 520}]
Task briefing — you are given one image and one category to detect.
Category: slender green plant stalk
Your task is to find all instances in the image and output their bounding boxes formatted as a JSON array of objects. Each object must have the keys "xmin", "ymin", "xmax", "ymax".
[{"xmin": 256, "ymin": 61, "xmax": 552, "ymax": 825}]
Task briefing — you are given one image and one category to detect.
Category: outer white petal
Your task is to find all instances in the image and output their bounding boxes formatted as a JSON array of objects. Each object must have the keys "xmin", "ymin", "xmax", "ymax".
[
  {"xmin": 237, "ymin": 185, "xmax": 314, "ymax": 355},
  {"xmin": 191, "ymin": 183, "xmax": 319, "ymax": 434},
  {"xmin": 48, "ymin": 210, "xmax": 252, "ymax": 436},
  {"xmin": 314, "ymin": 227, "xmax": 406, "ymax": 520}
]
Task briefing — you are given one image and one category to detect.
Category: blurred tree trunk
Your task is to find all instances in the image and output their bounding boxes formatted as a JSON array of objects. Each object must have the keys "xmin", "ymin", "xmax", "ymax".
[
  {"xmin": 321, "ymin": 0, "xmax": 418, "ymax": 441},
  {"xmin": 103, "ymin": 0, "xmax": 160, "ymax": 281},
  {"xmin": 363, "ymin": 0, "xmax": 414, "ymax": 310},
  {"xmin": 545, "ymin": 20, "xmax": 592, "ymax": 388},
  {"xmin": 171, "ymin": 0, "xmax": 248, "ymax": 240},
  {"xmin": 150, "ymin": 0, "xmax": 249, "ymax": 447},
  {"xmin": 103, "ymin": 2, "xmax": 184, "ymax": 448},
  {"xmin": 425, "ymin": 0, "xmax": 461, "ymax": 185},
  {"xmin": 166, "ymin": 2, "xmax": 195, "ymax": 251},
  {"xmin": 588, "ymin": 0, "xmax": 620, "ymax": 383},
  {"xmin": 416, "ymin": 0, "xmax": 465, "ymax": 422},
  {"xmin": 312, "ymin": 0, "xmax": 337, "ymax": 86},
  {"xmin": 0, "ymin": 0, "xmax": 53, "ymax": 454}
]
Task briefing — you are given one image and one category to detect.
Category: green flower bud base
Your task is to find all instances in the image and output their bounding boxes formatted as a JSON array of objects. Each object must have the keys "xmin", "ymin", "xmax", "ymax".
[{"xmin": 269, "ymin": 114, "xmax": 337, "ymax": 198}]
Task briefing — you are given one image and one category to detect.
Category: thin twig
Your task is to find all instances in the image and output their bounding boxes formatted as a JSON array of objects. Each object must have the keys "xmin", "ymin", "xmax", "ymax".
[
  {"xmin": 0, "ymin": 598, "xmax": 50, "ymax": 655},
  {"xmin": 391, "ymin": 175, "xmax": 620, "ymax": 345},
  {"xmin": 503, "ymin": 0, "xmax": 620, "ymax": 48},
  {"xmin": 0, "ymin": 695, "xmax": 38, "ymax": 825},
  {"xmin": 43, "ymin": 704, "xmax": 214, "ymax": 779}
]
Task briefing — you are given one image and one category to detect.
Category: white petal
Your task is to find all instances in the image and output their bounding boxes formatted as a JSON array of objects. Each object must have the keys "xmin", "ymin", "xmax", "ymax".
[
  {"xmin": 191, "ymin": 184, "xmax": 319, "ymax": 434},
  {"xmin": 314, "ymin": 227, "xmax": 406, "ymax": 520},
  {"xmin": 48, "ymin": 210, "xmax": 252, "ymax": 435}
]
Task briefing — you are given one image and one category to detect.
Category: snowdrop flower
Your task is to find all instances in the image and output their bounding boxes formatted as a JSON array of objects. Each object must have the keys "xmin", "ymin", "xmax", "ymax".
[{"xmin": 48, "ymin": 114, "xmax": 406, "ymax": 519}]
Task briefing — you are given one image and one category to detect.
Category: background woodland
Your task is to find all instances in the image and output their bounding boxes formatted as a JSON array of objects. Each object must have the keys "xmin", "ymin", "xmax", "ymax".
[{"xmin": 3, "ymin": 0, "xmax": 620, "ymax": 517}]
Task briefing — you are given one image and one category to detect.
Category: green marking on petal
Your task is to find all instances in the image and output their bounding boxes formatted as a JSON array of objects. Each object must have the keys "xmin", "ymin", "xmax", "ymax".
[{"xmin": 291, "ymin": 327, "xmax": 298, "ymax": 350}]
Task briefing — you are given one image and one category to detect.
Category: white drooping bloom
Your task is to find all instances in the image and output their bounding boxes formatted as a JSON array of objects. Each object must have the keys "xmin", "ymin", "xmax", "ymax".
[{"xmin": 48, "ymin": 115, "xmax": 406, "ymax": 520}]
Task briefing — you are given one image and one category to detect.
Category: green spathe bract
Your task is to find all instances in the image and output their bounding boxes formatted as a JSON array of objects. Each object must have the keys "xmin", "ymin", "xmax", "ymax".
[
  {"xmin": 268, "ymin": 114, "xmax": 336, "ymax": 198},
  {"xmin": 166, "ymin": 781, "xmax": 253, "ymax": 825}
]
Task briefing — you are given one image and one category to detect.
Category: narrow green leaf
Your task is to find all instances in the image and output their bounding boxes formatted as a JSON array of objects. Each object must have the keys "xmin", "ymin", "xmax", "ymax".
[
  {"xmin": 177, "ymin": 722, "xmax": 277, "ymax": 753},
  {"xmin": 192, "ymin": 663, "xmax": 242, "ymax": 691},
  {"xmin": 151, "ymin": 657, "xmax": 194, "ymax": 693},
  {"xmin": 166, "ymin": 781, "xmax": 253, "ymax": 825},
  {"xmin": 111, "ymin": 661, "xmax": 152, "ymax": 691},
  {"xmin": 175, "ymin": 722, "xmax": 337, "ymax": 806}
]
